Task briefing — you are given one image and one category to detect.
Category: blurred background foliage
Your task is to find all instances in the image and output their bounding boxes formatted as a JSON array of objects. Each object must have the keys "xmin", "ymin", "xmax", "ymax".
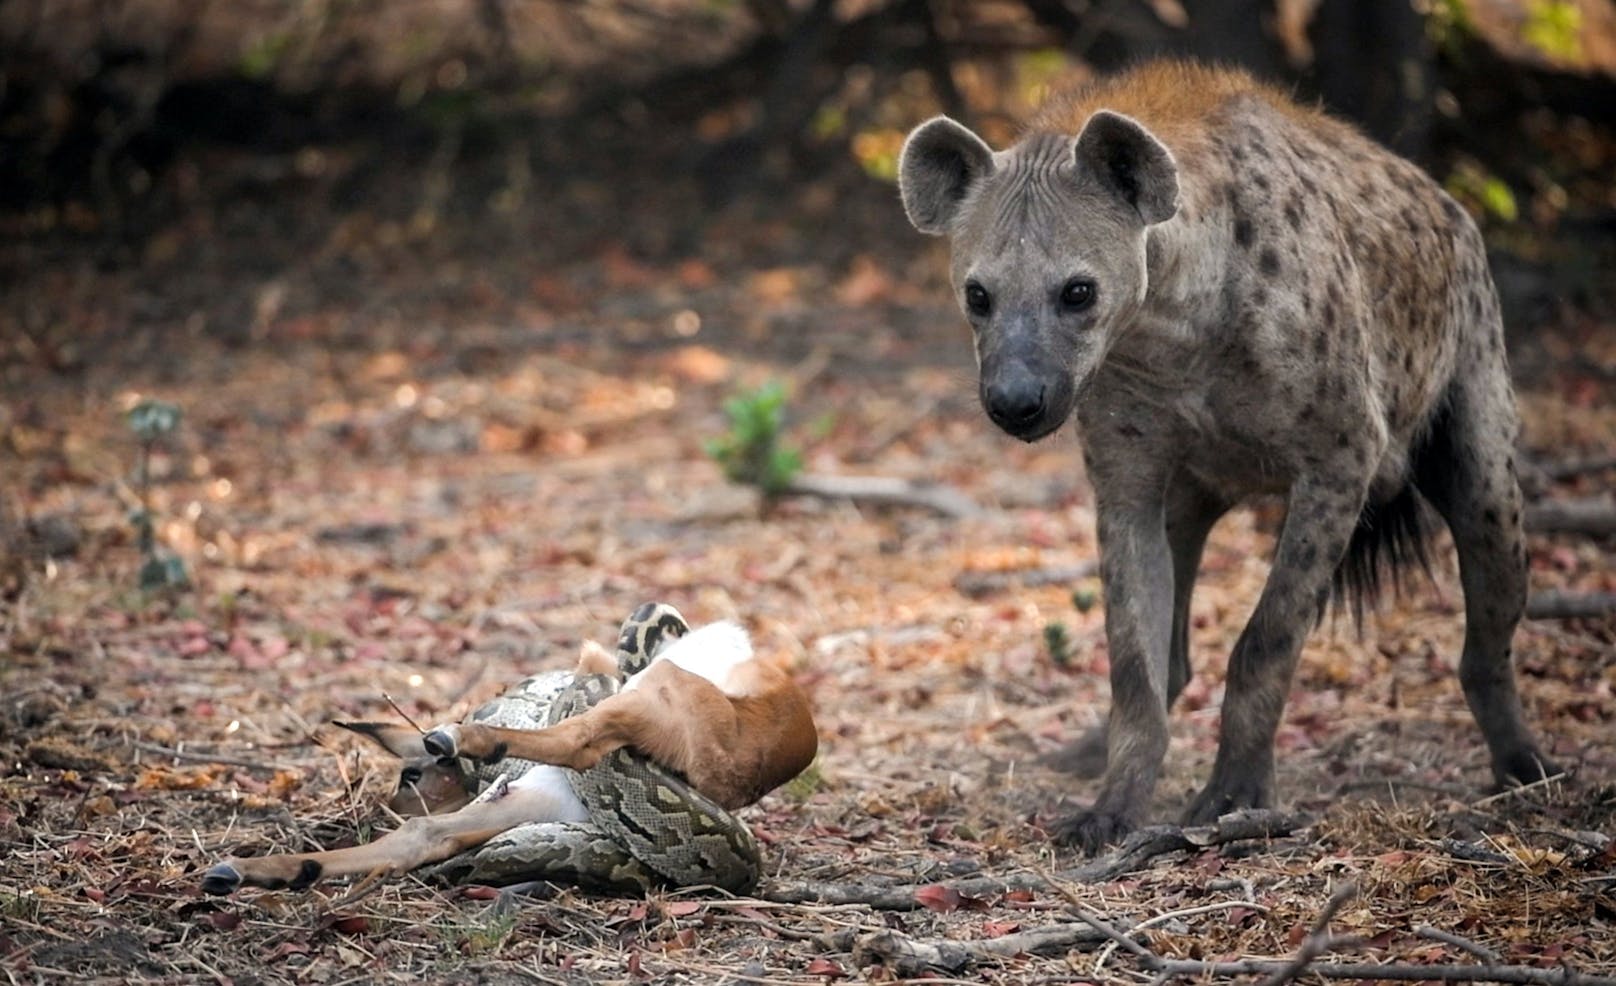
[{"xmin": 1, "ymin": 0, "xmax": 1613, "ymax": 362}]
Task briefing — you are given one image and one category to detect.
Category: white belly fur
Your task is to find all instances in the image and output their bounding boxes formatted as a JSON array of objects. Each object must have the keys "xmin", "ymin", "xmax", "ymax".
[
  {"xmin": 622, "ymin": 621, "xmax": 755, "ymax": 698},
  {"xmin": 499, "ymin": 622, "xmax": 754, "ymax": 822},
  {"xmin": 507, "ymin": 764, "xmax": 591, "ymax": 821}
]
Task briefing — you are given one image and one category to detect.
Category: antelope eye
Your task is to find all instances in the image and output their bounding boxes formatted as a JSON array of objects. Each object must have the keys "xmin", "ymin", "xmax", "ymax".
[
  {"xmin": 964, "ymin": 281, "xmax": 992, "ymax": 317},
  {"xmin": 1060, "ymin": 278, "xmax": 1097, "ymax": 311},
  {"xmin": 400, "ymin": 766, "xmax": 423, "ymax": 785}
]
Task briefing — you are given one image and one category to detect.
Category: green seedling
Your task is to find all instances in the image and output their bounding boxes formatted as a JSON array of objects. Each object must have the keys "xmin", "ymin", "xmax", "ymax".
[
  {"xmin": 127, "ymin": 399, "xmax": 189, "ymax": 591},
  {"xmin": 705, "ymin": 381, "xmax": 803, "ymax": 497}
]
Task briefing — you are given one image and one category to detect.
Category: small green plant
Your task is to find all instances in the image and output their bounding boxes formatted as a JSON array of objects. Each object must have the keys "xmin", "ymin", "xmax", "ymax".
[
  {"xmin": 127, "ymin": 399, "xmax": 190, "ymax": 592},
  {"xmin": 705, "ymin": 381, "xmax": 803, "ymax": 497},
  {"xmin": 436, "ymin": 909, "xmax": 518, "ymax": 956},
  {"xmin": 1043, "ymin": 621, "xmax": 1073, "ymax": 669},
  {"xmin": 2, "ymin": 889, "xmax": 42, "ymax": 922}
]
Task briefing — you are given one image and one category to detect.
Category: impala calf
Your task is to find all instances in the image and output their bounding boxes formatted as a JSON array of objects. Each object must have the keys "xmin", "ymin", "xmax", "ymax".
[{"xmin": 201, "ymin": 621, "xmax": 817, "ymax": 895}]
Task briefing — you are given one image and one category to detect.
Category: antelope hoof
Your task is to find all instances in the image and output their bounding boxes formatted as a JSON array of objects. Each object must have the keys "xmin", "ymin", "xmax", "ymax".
[
  {"xmin": 201, "ymin": 862, "xmax": 244, "ymax": 896},
  {"xmin": 422, "ymin": 725, "xmax": 462, "ymax": 759}
]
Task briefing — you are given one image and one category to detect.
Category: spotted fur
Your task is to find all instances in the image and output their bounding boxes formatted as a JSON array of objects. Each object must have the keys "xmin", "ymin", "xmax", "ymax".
[{"xmin": 898, "ymin": 60, "xmax": 1560, "ymax": 851}]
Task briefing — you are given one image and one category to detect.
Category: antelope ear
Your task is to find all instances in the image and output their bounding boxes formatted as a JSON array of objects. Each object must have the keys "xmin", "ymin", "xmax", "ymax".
[
  {"xmin": 899, "ymin": 116, "xmax": 996, "ymax": 235},
  {"xmin": 1073, "ymin": 110, "xmax": 1179, "ymax": 225},
  {"xmin": 333, "ymin": 721, "xmax": 429, "ymax": 759}
]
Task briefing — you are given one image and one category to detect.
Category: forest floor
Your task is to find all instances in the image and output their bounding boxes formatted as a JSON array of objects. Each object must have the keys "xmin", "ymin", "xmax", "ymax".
[{"xmin": 2, "ymin": 129, "xmax": 1615, "ymax": 985}]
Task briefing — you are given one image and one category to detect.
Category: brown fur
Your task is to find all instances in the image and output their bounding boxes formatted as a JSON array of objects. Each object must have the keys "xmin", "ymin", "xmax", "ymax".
[
  {"xmin": 202, "ymin": 639, "xmax": 817, "ymax": 894},
  {"xmin": 447, "ymin": 658, "xmax": 818, "ymax": 810}
]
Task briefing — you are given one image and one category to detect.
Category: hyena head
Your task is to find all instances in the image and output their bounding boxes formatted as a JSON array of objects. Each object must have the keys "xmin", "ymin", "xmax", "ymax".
[{"xmin": 898, "ymin": 111, "xmax": 1179, "ymax": 441}]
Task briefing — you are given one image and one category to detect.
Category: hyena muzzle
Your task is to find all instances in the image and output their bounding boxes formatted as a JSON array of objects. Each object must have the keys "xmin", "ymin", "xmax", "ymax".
[{"xmin": 897, "ymin": 60, "xmax": 1561, "ymax": 851}]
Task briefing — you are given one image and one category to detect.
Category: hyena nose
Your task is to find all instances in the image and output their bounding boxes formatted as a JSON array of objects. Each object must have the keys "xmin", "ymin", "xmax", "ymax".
[{"xmin": 984, "ymin": 370, "xmax": 1047, "ymax": 428}]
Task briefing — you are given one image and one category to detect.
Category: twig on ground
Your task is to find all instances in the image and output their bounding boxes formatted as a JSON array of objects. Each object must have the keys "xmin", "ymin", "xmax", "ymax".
[
  {"xmin": 1438, "ymin": 838, "xmax": 1516, "ymax": 865},
  {"xmin": 851, "ymin": 922, "xmax": 1115, "ymax": 976},
  {"xmin": 1255, "ymin": 882, "xmax": 1359, "ymax": 986},
  {"xmin": 928, "ymin": 873, "xmax": 1615, "ymax": 986},
  {"xmin": 1532, "ymin": 453, "xmax": 1616, "ymax": 482},
  {"xmin": 1148, "ymin": 958, "xmax": 1616, "ymax": 985},
  {"xmin": 1526, "ymin": 499, "xmax": 1616, "ymax": 537},
  {"xmin": 1033, "ymin": 863, "xmax": 1152, "ymax": 959},
  {"xmin": 130, "ymin": 741, "xmax": 295, "ymax": 772},
  {"xmin": 1526, "ymin": 590, "xmax": 1616, "ymax": 620},
  {"xmin": 1471, "ymin": 771, "xmax": 1568, "ymax": 808},
  {"xmin": 953, "ymin": 560, "xmax": 1100, "ymax": 598},
  {"xmin": 762, "ymin": 810, "xmax": 1306, "ymax": 909},
  {"xmin": 1092, "ymin": 899, "xmax": 1273, "ymax": 975},
  {"xmin": 784, "ymin": 473, "xmax": 982, "ymax": 518},
  {"xmin": 1416, "ymin": 925, "xmax": 1503, "ymax": 963}
]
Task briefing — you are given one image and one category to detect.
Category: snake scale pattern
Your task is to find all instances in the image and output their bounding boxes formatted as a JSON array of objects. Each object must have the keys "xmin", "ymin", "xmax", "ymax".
[{"xmin": 422, "ymin": 603, "xmax": 763, "ymax": 893}]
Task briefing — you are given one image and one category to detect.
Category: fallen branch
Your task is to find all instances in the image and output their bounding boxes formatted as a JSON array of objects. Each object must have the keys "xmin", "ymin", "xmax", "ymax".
[
  {"xmin": 953, "ymin": 560, "xmax": 1099, "ymax": 598},
  {"xmin": 1091, "ymin": 899, "xmax": 1272, "ymax": 975},
  {"xmin": 1534, "ymin": 453, "xmax": 1616, "ymax": 482},
  {"xmin": 784, "ymin": 473, "xmax": 982, "ymax": 519},
  {"xmin": 1054, "ymin": 873, "xmax": 1615, "ymax": 986},
  {"xmin": 1526, "ymin": 590, "xmax": 1616, "ymax": 621},
  {"xmin": 850, "ymin": 922, "xmax": 1114, "ymax": 977},
  {"xmin": 1526, "ymin": 499, "xmax": 1616, "ymax": 537},
  {"xmin": 848, "ymin": 886, "xmax": 1611, "ymax": 985},
  {"xmin": 762, "ymin": 809, "xmax": 1305, "ymax": 908},
  {"xmin": 1145, "ymin": 957, "xmax": 1616, "ymax": 985},
  {"xmin": 1416, "ymin": 925, "xmax": 1502, "ymax": 964},
  {"xmin": 1254, "ymin": 882, "xmax": 1359, "ymax": 986},
  {"xmin": 129, "ymin": 741, "xmax": 295, "ymax": 773}
]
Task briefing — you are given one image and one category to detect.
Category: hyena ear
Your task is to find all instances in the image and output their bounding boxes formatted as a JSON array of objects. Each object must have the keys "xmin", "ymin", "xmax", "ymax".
[
  {"xmin": 333, "ymin": 721, "xmax": 430, "ymax": 759},
  {"xmin": 899, "ymin": 116, "xmax": 995, "ymax": 235},
  {"xmin": 1073, "ymin": 110, "xmax": 1179, "ymax": 226}
]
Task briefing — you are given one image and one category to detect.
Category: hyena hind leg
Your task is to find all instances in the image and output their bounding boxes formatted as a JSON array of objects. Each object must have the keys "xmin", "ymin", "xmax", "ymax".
[
  {"xmin": 1414, "ymin": 377, "xmax": 1561, "ymax": 787},
  {"xmin": 1041, "ymin": 483, "xmax": 1228, "ymax": 779}
]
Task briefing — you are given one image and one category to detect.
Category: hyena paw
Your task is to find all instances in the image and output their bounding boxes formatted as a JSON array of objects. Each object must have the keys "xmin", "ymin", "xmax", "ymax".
[
  {"xmin": 1050, "ymin": 807, "xmax": 1137, "ymax": 853},
  {"xmin": 1183, "ymin": 776, "xmax": 1272, "ymax": 826},
  {"xmin": 1495, "ymin": 747, "xmax": 1565, "ymax": 788},
  {"xmin": 421, "ymin": 725, "xmax": 463, "ymax": 759}
]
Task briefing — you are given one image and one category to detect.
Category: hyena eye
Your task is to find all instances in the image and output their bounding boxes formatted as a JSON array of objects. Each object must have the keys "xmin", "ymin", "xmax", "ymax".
[
  {"xmin": 1060, "ymin": 278, "xmax": 1097, "ymax": 311},
  {"xmin": 964, "ymin": 281, "xmax": 992, "ymax": 317}
]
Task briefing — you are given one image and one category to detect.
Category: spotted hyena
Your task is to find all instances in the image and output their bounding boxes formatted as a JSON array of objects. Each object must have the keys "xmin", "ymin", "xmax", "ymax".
[{"xmin": 897, "ymin": 60, "xmax": 1560, "ymax": 850}]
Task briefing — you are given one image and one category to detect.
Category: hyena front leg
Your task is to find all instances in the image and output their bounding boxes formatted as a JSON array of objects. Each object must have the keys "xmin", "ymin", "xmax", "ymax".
[
  {"xmin": 1052, "ymin": 483, "xmax": 1176, "ymax": 850},
  {"xmin": 1044, "ymin": 481, "xmax": 1228, "ymax": 779},
  {"xmin": 1184, "ymin": 472, "xmax": 1369, "ymax": 824}
]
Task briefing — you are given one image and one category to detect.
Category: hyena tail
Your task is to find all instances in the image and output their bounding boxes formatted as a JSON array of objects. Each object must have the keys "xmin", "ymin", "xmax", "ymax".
[{"xmin": 1328, "ymin": 406, "xmax": 1449, "ymax": 627}]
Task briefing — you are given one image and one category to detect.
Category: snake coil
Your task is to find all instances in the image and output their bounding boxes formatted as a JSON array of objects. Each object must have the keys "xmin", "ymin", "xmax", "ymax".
[{"xmin": 422, "ymin": 603, "xmax": 762, "ymax": 893}]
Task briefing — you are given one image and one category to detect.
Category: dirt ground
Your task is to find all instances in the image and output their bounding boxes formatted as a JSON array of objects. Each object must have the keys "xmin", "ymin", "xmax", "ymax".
[{"xmin": 2, "ymin": 137, "xmax": 1615, "ymax": 984}]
